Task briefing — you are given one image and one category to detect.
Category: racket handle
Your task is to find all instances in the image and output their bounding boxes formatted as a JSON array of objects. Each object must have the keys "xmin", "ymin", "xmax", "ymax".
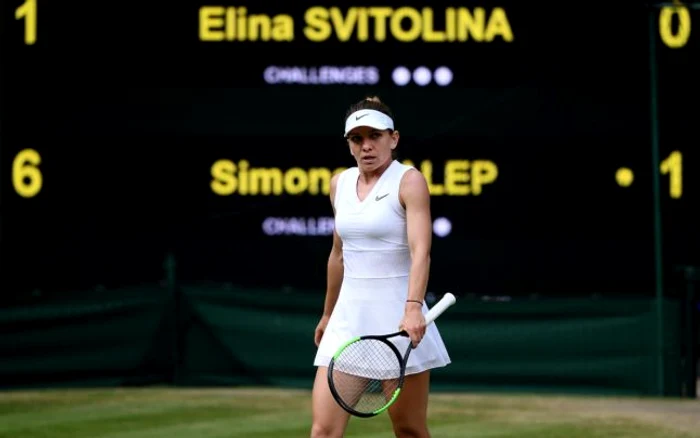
[{"xmin": 424, "ymin": 293, "xmax": 456, "ymax": 326}]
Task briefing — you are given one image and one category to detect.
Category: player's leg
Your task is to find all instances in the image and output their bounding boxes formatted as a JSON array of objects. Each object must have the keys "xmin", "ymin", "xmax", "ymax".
[
  {"xmin": 387, "ymin": 370, "xmax": 431, "ymax": 438},
  {"xmin": 310, "ymin": 366, "xmax": 351, "ymax": 438}
]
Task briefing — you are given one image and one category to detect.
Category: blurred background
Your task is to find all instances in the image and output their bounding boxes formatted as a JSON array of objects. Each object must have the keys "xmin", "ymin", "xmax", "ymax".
[{"xmin": 1, "ymin": 0, "xmax": 699, "ymax": 412}]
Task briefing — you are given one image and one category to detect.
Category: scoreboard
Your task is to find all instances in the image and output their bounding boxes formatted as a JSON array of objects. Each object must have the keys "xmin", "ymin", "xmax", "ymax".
[{"xmin": 1, "ymin": 1, "xmax": 698, "ymax": 298}]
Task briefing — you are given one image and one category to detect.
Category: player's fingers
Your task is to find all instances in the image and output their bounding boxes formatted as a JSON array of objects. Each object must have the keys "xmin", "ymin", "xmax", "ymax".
[{"xmin": 408, "ymin": 328, "xmax": 421, "ymax": 347}]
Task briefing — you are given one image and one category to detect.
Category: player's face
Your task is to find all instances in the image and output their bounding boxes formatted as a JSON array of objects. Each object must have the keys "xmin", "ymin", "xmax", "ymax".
[{"xmin": 346, "ymin": 127, "xmax": 398, "ymax": 171}]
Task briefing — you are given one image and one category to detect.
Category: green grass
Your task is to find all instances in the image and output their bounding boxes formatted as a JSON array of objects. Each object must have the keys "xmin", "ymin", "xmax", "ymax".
[{"xmin": 0, "ymin": 387, "xmax": 699, "ymax": 437}]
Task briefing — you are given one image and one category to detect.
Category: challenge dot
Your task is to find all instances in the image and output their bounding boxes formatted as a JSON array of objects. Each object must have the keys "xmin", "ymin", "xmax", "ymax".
[
  {"xmin": 434, "ymin": 67, "xmax": 453, "ymax": 86},
  {"xmin": 392, "ymin": 67, "xmax": 411, "ymax": 86},
  {"xmin": 616, "ymin": 167, "xmax": 634, "ymax": 187},
  {"xmin": 413, "ymin": 66, "xmax": 432, "ymax": 86},
  {"xmin": 433, "ymin": 217, "xmax": 452, "ymax": 237}
]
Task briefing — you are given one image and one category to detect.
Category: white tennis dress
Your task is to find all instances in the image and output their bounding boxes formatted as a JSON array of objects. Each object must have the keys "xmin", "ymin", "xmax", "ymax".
[{"xmin": 314, "ymin": 160, "xmax": 451, "ymax": 375}]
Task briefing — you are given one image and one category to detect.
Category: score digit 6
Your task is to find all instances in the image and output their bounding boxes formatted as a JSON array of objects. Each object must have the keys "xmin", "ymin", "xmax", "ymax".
[{"xmin": 12, "ymin": 148, "xmax": 43, "ymax": 198}]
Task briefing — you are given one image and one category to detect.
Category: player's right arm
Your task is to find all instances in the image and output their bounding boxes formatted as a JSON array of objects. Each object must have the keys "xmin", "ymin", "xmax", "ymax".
[{"xmin": 315, "ymin": 173, "xmax": 344, "ymax": 346}]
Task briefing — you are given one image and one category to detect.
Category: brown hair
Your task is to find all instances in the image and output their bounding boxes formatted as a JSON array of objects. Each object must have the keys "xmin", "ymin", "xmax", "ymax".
[{"xmin": 344, "ymin": 95, "xmax": 398, "ymax": 158}]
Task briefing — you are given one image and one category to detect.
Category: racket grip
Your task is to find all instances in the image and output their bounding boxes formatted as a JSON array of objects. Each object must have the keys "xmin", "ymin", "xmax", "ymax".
[{"xmin": 424, "ymin": 293, "xmax": 456, "ymax": 326}]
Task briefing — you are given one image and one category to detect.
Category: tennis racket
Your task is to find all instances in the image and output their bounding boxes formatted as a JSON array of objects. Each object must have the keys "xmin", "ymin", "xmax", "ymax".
[{"xmin": 327, "ymin": 292, "xmax": 457, "ymax": 418}]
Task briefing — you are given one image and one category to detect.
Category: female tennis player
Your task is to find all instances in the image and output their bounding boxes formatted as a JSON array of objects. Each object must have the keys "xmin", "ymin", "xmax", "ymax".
[{"xmin": 310, "ymin": 96, "xmax": 451, "ymax": 437}]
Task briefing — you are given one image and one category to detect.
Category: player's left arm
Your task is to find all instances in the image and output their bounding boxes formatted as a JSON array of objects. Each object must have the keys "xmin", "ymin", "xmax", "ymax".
[{"xmin": 399, "ymin": 168, "xmax": 432, "ymax": 345}]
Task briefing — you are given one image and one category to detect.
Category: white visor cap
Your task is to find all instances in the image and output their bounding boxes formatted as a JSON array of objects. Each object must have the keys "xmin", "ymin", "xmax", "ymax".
[{"xmin": 344, "ymin": 109, "xmax": 394, "ymax": 137}]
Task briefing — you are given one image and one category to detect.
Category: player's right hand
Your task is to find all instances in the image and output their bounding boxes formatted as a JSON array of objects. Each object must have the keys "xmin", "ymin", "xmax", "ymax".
[{"xmin": 314, "ymin": 315, "xmax": 330, "ymax": 347}]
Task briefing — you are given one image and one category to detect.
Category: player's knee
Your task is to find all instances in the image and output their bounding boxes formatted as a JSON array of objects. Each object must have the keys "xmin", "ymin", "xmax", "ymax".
[
  {"xmin": 310, "ymin": 421, "xmax": 343, "ymax": 438},
  {"xmin": 391, "ymin": 422, "xmax": 429, "ymax": 438}
]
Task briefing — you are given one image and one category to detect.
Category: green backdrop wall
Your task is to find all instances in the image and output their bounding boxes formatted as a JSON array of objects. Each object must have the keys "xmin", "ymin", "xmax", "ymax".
[{"xmin": 0, "ymin": 283, "xmax": 693, "ymax": 397}]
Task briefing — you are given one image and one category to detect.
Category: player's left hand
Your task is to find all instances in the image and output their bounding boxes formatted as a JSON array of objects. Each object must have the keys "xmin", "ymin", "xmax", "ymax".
[{"xmin": 399, "ymin": 303, "xmax": 426, "ymax": 347}]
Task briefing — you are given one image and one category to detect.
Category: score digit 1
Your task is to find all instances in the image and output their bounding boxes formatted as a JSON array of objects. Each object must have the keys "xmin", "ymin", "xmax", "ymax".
[
  {"xmin": 15, "ymin": 0, "xmax": 37, "ymax": 45},
  {"xmin": 12, "ymin": 149, "xmax": 43, "ymax": 198},
  {"xmin": 660, "ymin": 150, "xmax": 682, "ymax": 199}
]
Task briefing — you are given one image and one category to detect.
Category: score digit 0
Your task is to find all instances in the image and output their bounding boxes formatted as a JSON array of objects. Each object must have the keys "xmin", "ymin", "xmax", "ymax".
[
  {"xmin": 15, "ymin": 0, "xmax": 37, "ymax": 45},
  {"xmin": 12, "ymin": 149, "xmax": 43, "ymax": 198},
  {"xmin": 659, "ymin": 5, "xmax": 691, "ymax": 49}
]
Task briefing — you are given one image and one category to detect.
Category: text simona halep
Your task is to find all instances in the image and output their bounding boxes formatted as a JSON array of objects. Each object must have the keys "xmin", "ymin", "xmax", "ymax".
[
  {"xmin": 210, "ymin": 159, "xmax": 499, "ymax": 196},
  {"xmin": 199, "ymin": 6, "xmax": 514, "ymax": 42}
]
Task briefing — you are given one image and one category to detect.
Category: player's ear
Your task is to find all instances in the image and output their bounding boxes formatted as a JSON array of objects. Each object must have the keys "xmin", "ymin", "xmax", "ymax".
[{"xmin": 391, "ymin": 130, "xmax": 400, "ymax": 149}]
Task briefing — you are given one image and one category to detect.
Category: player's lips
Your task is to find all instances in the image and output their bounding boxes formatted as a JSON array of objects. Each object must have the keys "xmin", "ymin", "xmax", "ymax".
[{"xmin": 361, "ymin": 156, "xmax": 375, "ymax": 162}]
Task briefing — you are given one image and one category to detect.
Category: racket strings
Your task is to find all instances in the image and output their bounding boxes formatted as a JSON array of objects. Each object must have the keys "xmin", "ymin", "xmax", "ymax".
[{"xmin": 330, "ymin": 339, "xmax": 402, "ymax": 414}]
